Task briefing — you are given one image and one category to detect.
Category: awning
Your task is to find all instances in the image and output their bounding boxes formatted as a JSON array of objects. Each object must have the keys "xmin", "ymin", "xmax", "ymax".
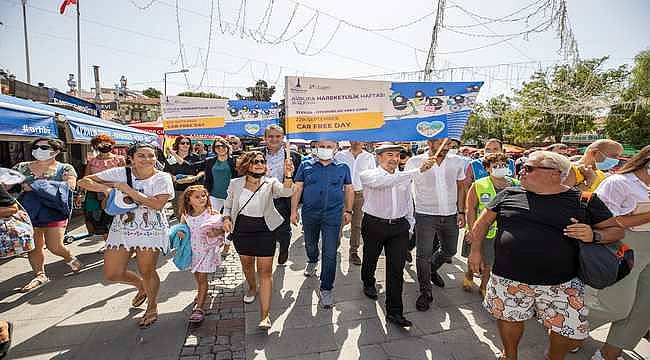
[
  {"xmin": 0, "ymin": 94, "xmax": 59, "ymax": 138},
  {"xmin": 65, "ymin": 113, "xmax": 159, "ymax": 146}
]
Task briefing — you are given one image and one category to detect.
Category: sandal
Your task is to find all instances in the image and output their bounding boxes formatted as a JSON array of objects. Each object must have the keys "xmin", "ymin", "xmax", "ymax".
[
  {"xmin": 138, "ymin": 310, "xmax": 158, "ymax": 329},
  {"xmin": 0, "ymin": 321, "xmax": 12, "ymax": 359},
  {"xmin": 462, "ymin": 278, "xmax": 476, "ymax": 292},
  {"xmin": 188, "ymin": 308, "xmax": 205, "ymax": 324},
  {"xmin": 131, "ymin": 290, "xmax": 147, "ymax": 308},
  {"xmin": 67, "ymin": 258, "xmax": 83, "ymax": 273},
  {"xmin": 20, "ymin": 273, "xmax": 49, "ymax": 293}
]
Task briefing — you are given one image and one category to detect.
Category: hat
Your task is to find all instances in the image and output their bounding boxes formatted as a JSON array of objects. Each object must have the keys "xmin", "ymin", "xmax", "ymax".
[{"xmin": 374, "ymin": 143, "xmax": 403, "ymax": 155}]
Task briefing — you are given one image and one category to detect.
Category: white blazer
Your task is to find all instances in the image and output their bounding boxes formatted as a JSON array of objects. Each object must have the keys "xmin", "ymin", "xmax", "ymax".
[{"xmin": 223, "ymin": 176, "xmax": 294, "ymax": 231}]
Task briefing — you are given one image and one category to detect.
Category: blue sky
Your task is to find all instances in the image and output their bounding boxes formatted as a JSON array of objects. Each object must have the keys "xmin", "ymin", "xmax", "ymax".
[{"xmin": 0, "ymin": 0, "xmax": 647, "ymax": 101}]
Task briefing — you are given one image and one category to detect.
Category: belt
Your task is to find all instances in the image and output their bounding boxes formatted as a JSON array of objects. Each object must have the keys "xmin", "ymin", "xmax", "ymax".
[{"xmin": 364, "ymin": 213, "xmax": 406, "ymax": 225}]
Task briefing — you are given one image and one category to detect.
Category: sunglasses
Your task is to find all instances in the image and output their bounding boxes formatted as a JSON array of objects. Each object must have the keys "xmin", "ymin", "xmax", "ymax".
[
  {"xmin": 252, "ymin": 159, "xmax": 266, "ymax": 165},
  {"xmin": 32, "ymin": 145, "xmax": 53, "ymax": 151},
  {"xmin": 179, "ymin": 141, "xmax": 191, "ymax": 145},
  {"xmin": 214, "ymin": 144, "xmax": 228, "ymax": 149},
  {"xmin": 523, "ymin": 164, "xmax": 557, "ymax": 173}
]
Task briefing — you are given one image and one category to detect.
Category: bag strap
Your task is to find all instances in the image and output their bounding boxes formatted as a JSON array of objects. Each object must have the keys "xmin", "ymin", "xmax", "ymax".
[
  {"xmin": 237, "ymin": 181, "xmax": 266, "ymax": 217},
  {"xmin": 579, "ymin": 191, "xmax": 593, "ymax": 209},
  {"xmin": 125, "ymin": 167, "xmax": 133, "ymax": 187}
]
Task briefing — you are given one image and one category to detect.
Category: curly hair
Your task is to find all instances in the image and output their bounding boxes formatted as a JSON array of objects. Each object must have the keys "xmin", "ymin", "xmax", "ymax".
[
  {"xmin": 90, "ymin": 134, "xmax": 116, "ymax": 149},
  {"xmin": 179, "ymin": 185, "xmax": 212, "ymax": 218},
  {"xmin": 236, "ymin": 151, "xmax": 265, "ymax": 176},
  {"xmin": 482, "ymin": 153, "xmax": 510, "ymax": 169}
]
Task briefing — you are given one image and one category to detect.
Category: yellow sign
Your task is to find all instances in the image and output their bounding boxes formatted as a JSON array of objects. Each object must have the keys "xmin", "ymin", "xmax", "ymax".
[
  {"xmin": 286, "ymin": 112, "xmax": 384, "ymax": 133},
  {"xmin": 163, "ymin": 116, "xmax": 225, "ymax": 131}
]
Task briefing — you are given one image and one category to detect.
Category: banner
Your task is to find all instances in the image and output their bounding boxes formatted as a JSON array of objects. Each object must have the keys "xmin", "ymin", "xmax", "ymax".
[
  {"xmin": 161, "ymin": 97, "xmax": 279, "ymax": 138},
  {"xmin": 285, "ymin": 76, "xmax": 483, "ymax": 141},
  {"xmin": 48, "ymin": 89, "xmax": 101, "ymax": 117},
  {"xmin": 161, "ymin": 96, "xmax": 227, "ymax": 136}
]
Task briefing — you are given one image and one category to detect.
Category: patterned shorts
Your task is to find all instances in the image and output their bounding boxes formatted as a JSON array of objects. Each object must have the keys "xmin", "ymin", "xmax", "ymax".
[{"xmin": 483, "ymin": 274, "xmax": 590, "ymax": 340}]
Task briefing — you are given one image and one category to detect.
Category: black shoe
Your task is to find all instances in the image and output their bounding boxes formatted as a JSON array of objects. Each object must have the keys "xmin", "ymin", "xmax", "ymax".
[
  {"xmin": 405, "ymin": 251, "xmax": 413, "ymax": 263},
  {"xmin": 363, "ymin": 285, "xmax": 378, "ymax": 300},
  {"xmin": 350, "ymin": 253, "xmax": 362, "ymax": 266},
  {"xmin": 415, "ymin": 293, "xmax": 432, "ymax": 311},
  {"xmin": 431, "ymin": 271, "xmax": 445, "ymax": 288},
  {"xmin": 278, "ymin": 248, "xmax": 289, "ymax": 265},
  {"xmin": 386, "ymin": 314, "xmax": 412, "ymax": 328}
]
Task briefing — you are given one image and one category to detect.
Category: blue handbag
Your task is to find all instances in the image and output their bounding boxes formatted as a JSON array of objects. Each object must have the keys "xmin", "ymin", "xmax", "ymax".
[{"xmin": 103, "ymin": 167, "xmax": 138, "ymax": 216}]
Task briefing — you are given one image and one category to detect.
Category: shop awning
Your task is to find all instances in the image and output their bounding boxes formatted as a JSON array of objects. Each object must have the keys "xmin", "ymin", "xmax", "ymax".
[
  {"xmin": 0, "ymin": 94, "xmax": 59, "ymax": 138},
  {"xmin": 64, "ymin": 112, "xmax": 159, "ymax": 146}
]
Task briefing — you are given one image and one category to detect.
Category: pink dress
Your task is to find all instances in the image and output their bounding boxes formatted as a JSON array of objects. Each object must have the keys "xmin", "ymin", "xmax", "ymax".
[{"xmin": 185, "ymin": 210, "xmax": 224, "ymax": 273}]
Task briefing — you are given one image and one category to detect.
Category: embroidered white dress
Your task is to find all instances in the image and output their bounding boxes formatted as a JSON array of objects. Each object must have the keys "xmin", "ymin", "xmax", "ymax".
[{"xmin": 95, "ymin": 167, "xmax": 174, "ymax": 252}]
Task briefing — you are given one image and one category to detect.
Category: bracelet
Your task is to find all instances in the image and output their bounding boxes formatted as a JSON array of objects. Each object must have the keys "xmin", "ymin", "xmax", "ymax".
[
  {"xmin": 458, "ymin": 211, "xmax": 466, "ymax": 215},
  {"xmin": 345, "ymin": 210, "xmax": 353, "ymax": 214}
]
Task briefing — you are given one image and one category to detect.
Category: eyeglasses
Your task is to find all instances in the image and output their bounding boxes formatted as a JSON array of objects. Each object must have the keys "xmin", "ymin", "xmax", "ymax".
[
  {"xmin": 179, "ymin": 141, "xmax": 191, "ymax": 145},
  {"xmin": 523, "ymin": 164, "xmax": 557, "ymax": 173},
  {"xmin": 252, "ymin": 159, "xmax": 266, "ymax": 165},
  {"xmin": 32, "ymin": 145, "xmax": 53, "ymax": 151}
]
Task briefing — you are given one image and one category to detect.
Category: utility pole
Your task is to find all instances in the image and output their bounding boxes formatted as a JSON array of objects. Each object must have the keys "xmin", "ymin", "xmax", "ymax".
[
  {"xmin": 21, "ymin": 0, "xmax": 31, "ymax": 84},
  {"xmin": 423, "ymin": 0, "xmax": 446, "ymax": 81},
  {"xmin": 76, "ymin": 0, "xmax": 81, "ymax": 95}
]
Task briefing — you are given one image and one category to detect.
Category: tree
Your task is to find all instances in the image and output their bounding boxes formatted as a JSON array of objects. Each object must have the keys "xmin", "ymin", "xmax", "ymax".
[
  {"xmin": 606, "ymin": 49, "xmax": 650, "ymax": 148},
  {"xmin": 142, "ymin": 87, "xmax": 162, "ymax": 98},
  {"xmin": 513, "ymin": 57, "xmax": 628, "ymax": 142},
  {"xmin": 235, "ymin": 80, "xmax": 276, "ymax": 101},
  {"xmin": 176, "ymin": 91, "xmax": 228, "ymax": 99}
]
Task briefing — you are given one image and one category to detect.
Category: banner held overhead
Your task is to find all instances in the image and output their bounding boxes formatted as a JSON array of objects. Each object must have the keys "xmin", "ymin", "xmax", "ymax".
[
  {"xmin": 285, "ymin": 76, "xmax": 483, "ymax": 141},
  {"xmin": 161, "ymin": 96, "xmax": 227, "ymax": 136}
]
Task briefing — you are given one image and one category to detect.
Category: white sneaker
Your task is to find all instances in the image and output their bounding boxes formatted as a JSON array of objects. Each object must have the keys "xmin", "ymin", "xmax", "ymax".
[
  {"xmin": 304, "ymin": 262, "xmax": 318, "ymax": 277},
  {"xmin": 320, "ymin": 289, "xmax": 334, "ymax": 308},
  {"xmin": 591, "ymin": 350, "xmax": 624, "ymax": 360},
  {"xmin": 258, "ymin": 316, "xmax": 271, "ymax": 330}
]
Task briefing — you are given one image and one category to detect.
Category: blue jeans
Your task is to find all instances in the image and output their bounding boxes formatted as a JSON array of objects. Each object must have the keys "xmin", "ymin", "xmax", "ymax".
[{"xmin": 302, "ymin": 216, "xmax": 342, "ymax": 291}]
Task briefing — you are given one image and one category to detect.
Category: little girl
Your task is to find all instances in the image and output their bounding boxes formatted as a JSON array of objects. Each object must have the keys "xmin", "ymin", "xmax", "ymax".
[{"xmin": 178, "ymin": 185, "xmax": 225, "ymax": 323}]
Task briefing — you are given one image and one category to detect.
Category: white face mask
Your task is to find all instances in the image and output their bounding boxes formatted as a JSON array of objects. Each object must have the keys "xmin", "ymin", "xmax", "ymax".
[
  {"xmin": 448, "ymin": 149, "xmax": 459, "ymax": 155},
  {"xmin": 316, "ymin": 147, "xmax": 334, "ymax": 161},
  {"xmin": 32, "ymin": 149, "xmax": 56, "ymax": 161},
  {"xmin": 491, "ymin": 167, "xmax": 508, "ymax": 178}
]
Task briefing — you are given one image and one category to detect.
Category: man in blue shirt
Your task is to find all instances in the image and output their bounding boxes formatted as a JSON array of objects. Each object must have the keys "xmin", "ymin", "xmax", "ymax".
[{"xmin": 291, "ymin": 139, "xmax": 354, "ymax": 308}]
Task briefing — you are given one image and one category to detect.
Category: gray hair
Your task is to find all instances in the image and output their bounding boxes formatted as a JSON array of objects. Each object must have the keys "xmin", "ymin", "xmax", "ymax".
[
  {"xmin": 527, "ymin": 150, "xmax": 572, "ymax": 180},
  {"xmin": 264, "ymin": 124, "xmax": 284, "ymax": 137}
]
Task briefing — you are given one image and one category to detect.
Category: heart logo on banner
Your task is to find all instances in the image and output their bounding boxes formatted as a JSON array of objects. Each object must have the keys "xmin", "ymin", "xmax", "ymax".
[
  {"xmin": 416, "ymin": 121, "xmax": 446, "ymax": 138},
  {"xmin": 244, "ymin": 123, "xmax": 261, "ymax": 135}
]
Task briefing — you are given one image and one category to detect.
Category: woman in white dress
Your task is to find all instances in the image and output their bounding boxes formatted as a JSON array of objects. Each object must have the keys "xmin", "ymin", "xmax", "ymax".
[{"xmin": 78, "ymin": 142, "xmax": 174, "ymax": 328}]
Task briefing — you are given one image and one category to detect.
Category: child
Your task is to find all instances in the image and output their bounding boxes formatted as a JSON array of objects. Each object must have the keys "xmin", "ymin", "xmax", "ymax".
[{"xmin": 177, "ymin": 185, "xmax": 225, "ymax": 323}]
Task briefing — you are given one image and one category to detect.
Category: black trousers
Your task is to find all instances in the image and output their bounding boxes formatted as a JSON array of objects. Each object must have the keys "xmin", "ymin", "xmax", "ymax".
[
  {"xmin": 273, "ymin": 197, "xmax": 292, "ymax": 253},
  {"xmin": 361, "ymin": 213, "xmax": 410, "ymax": 316}
]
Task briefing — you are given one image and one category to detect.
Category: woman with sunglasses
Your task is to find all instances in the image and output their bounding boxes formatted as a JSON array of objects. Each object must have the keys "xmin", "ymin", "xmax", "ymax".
[
  {"xmin": 222, "ymin": 151, "xmax": 294, "ymax": 330},
  {"xmin": 13, "ymin": 137, "xmax": 81, "ymax": 292},
  {"xmin": 165, "ymin": 136, "xmax": 204, "ymax": 219}
]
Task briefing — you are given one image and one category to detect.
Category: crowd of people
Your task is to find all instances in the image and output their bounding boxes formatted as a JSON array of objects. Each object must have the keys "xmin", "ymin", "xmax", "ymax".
[{"xmin": 0, "ymin": 127, "xmax": 649, "ymax": 360}]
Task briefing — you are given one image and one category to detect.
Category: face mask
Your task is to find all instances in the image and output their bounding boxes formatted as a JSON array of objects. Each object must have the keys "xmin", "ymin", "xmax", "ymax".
[
  {"xmin": 491, "ymin": 167, "xmax": 508, "ymax": 178},
  {"xmin": 596, "ymin": 156, "xmax": 619, "ymax": 171},
  {"xmin": 248, "ymin": 171, "xmax": 264, "ymax": 179},
  {"xmin": 97, "ymin": 145, "xmax": 113, "ymax": 153},
  {"xmin": 32, "ymin": 149, "xmax": 56, "ymax": 161},
  {"xmin": 316, "ymin": 148, "xmax": 334, "ymax": 160},
  {"xmin": 448, "ymin": 149, "xmax": 459, "ymax": 155}
]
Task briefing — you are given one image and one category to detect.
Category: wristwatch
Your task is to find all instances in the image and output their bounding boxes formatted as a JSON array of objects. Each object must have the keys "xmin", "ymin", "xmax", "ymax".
[
  {"xmin": 593, "ymin": 231, "xmax": 603, "ymax": 244},
  {"xmin": 345, "ymin": 210, "xmax": 354, "ymax": 215}
]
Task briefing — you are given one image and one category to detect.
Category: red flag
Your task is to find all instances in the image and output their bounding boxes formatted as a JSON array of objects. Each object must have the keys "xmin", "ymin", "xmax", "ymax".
[{"xmin": 59, "ymin": 0, "xmax": 77, "ymax": 14}]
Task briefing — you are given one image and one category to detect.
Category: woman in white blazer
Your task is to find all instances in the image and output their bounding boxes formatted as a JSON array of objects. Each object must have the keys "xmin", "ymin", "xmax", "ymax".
[{"xmin": 223, "ymin": 151, "xmax": 294, "ymax": 330}]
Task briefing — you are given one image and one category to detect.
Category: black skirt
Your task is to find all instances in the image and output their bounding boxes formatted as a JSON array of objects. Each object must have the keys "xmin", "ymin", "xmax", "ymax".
[{"xmin": 231, "ymin": 215, "xmax": 276, "ymax": 257}]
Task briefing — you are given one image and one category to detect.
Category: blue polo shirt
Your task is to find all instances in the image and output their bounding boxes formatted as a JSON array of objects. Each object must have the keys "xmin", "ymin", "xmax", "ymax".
[{"xmin": 295, "ymin": 158, "xmax": 352, "ymax": 219}]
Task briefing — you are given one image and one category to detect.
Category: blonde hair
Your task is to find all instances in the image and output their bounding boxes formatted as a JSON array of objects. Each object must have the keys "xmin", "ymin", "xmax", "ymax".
[
  {"xmin": 527, "ymin": 150, "xmax": 572, "ymax": 179},
  {"xmin": 179, "ymin": 185, "xmax": 212, "ymax": 218}
]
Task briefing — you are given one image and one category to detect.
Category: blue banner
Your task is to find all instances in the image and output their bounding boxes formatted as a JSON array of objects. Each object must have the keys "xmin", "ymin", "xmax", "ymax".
[
  {"xmin": 48, "ymin": 89, "xmax": 101, "ymax": 117},
  {"xmin": 67, "ymin": 116, "xmax": 160, "ymax": 145},
  {"xmin": 164, "ymin": 100, "xmax": 279, "ymax": 137},
  {"xmin": 285, "ymin": 77, "xmax": 482, "ymax": 141},
  {"xmin": 0, "ymin": 107, "xmax": 59, "ymax": 138}
]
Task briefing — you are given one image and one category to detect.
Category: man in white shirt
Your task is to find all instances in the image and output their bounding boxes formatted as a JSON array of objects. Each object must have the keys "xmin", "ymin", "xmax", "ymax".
[
  {"xmin": 334, "ymin": 141, "xmax": 376, "ymax": 265},
  {"xmin": 405, "ymin": 138, "xmax": 466, "ymax": 312},
  {"xmin": 360, "ymin": 143, "xmax": 436, "ymax": 328}
]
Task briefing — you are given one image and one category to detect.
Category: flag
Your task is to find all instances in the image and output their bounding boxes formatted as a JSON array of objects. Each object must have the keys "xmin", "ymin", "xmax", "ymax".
[{"xmin": 59, "ymin": 0, "xmax": 77, "ymax": 14}]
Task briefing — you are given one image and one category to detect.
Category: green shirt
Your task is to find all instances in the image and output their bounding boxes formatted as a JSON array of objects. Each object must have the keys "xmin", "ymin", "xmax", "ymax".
[{"xmin": 210, "ymin": 159, "xmax": 232, "ymax": 199}]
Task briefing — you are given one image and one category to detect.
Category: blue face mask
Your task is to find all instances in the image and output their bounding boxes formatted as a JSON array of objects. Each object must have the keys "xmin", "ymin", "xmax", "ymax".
[{"xmin": 596, "ymin": 156, "xmax": 619, "ymax": 171}]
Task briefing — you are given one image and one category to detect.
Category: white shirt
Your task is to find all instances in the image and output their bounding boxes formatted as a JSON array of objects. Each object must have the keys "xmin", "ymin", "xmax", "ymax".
[
  {"xmin": 360, "ymin": 166, "xmax": 417, "ymax": 231},
  {"xmin": 239, "ymin": 187, "xmax": 265, "ymax": 218},
  {"xmin": 334, "ymin": 149, "xmax": 376, "ymax": 191},
  {"xmin": 595, "ymin": 173, "xmax": 649, "ymax": 216},
  {"xmin": 265, "ymin": 148, "xmax": 285, "ymax": 182},
  {"xmin": 405, "ymin": 153, "xmax": 466, "ymax": 216}
]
